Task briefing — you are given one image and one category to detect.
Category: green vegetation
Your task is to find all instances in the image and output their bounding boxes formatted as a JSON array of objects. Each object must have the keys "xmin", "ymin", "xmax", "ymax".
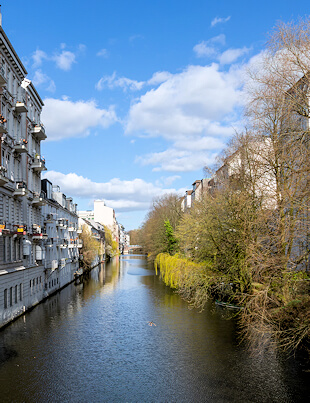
[
  {"xmin": 104, "ymin": 225, "xmax": 119, "ymax": 259},
  {"xmin": 79, "ymin": 225, "xmax": 102, "ymax": 271},
  {"xmin": 163, "ymin": 220, "xmax": 178, "ymax": 255},
  {"xmin": 140, "ymin": 194, "xmax": 182, "ymax": 261}
]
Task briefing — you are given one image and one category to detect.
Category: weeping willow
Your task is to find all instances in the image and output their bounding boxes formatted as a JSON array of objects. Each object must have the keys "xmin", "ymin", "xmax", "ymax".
[{"xmin": 154, "ymin": 253, "xmax": 228, "ymax": 310}]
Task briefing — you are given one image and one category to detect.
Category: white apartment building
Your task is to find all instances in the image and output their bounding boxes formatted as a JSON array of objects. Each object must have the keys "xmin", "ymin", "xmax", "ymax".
[
  {"xmin": 41, "ymin": 179, "xmax": 81, "ymax": 292},
  {"xmin": 80, "ymin": 200, "xmax": 119, "ymax": 243},
  {"xmin": 0, "ymin": 20, "xmax": 81, "ymax": 328}
]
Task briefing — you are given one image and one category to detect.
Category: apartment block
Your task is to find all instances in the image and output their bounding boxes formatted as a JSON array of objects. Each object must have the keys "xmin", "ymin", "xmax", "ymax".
[{"xmin": 0, "ymin": 21, "xmax": 81, "ymax": 328}]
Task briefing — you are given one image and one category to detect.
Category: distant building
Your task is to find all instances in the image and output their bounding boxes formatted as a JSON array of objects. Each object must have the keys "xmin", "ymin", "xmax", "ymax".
[{"xmin": 79, "ymin": 200, "xmax": 128, "ymax": 253}]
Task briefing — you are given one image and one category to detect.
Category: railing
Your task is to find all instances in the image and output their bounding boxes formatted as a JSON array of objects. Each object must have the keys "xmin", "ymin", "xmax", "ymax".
[
  {"xmin": 33, "ymin": 190, "xmax": 46, "ymax": 199},
  {"xmin": 0, "ymin": 65, "xmax": 5, "ymax": 77},
  {"xmin": 15, "ymin": 180, "xmax": 27, "ymax": 190},
  {"xmin": 32, "ymin": 224, "xmax": 41, "ymax": 234},
  {"xmin": 15, "ymin": 138, "xmax": 28, "ymax": 146}
]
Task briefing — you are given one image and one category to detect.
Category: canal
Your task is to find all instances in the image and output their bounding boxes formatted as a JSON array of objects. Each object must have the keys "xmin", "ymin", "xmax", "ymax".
[{"xmin": 0, "ymin": 255, "xmax": 309, "ymax": 402}]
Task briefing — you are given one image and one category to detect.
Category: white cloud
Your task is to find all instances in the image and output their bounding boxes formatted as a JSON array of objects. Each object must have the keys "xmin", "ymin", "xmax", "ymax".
[
  {"xmin": 126, "ymin": 63, "xmax": 243, "ymax": 139},
  {"xmin": 193, "ymin": 35, "xmax": 226, "ymax": 58},
  {"xmin": 53, "ymin": 50, "xmax": 76, "ymax": 71},
  {"xmin": 32, "ymin": 70, "xmax": 56, "ymax": 92},
  {"xmin": 136, "ymin": 148, "xmax": 218, "ymax": 172},
  {"xmin": 125, "ymin": 61, "xmax": 246, "ymax": 172},
  {"xmin": 41, "ymin": 98, "xmax": 118, "ymax": 141},
  {"xmin": 174, "ymin": 135, "xmax": 227, "ymax": 151},
  {"xmin": 42, "ymin": 171, "xmax": 181, "ymax": 212},
  {"xmin": 32, "ymin": 49, "xmax": 48, "ymax": 68},
  {"xmin": 78, "ymin": 44, "xmax": 87, "ymax": 52},
  {"xmin": 193, "ymin": 35, "xmax": 249, "ymax": 66},
  {"xmin": 97, "ymin": 48, "xmax": 109, "ymax": 57},
  {"xmin": 147, "ymin": 71, "xmax": 172, "ymax": 85},
  {"xmin": 211, "ymin": 16, "xmax": 231, "ymax": 27},
  {"xmin": 193, "ymin": 42, "xmax": 218, "ymax": 58},
  {"xmin": 219, "ymin": 47, "xmax": 251, "ymax": 65},
  {"xmin": 129, "ymin": 34, "xmax": 144, "ymax": 43},
  {"xmin": 31, "ymin": 45, "xmax": 81, "ymax": 71},
  {"xmin": 162, "ymin": 175, "xmax": 181, "ymax": 186},
  {"xmin": 96, "ymin": 72, "xmax": 144, "ymax": 91}
]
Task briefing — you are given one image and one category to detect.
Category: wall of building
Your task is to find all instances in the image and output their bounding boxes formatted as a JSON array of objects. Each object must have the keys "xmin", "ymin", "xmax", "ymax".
[{"xmin": 0, "ymin": 24, "xmax": 82, "ymax": 329}]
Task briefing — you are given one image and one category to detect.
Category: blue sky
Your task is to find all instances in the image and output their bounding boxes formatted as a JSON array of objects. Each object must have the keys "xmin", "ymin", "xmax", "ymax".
[{"xmin": 2, "ymin": 1, "xmax": 309, "ymax": 230}]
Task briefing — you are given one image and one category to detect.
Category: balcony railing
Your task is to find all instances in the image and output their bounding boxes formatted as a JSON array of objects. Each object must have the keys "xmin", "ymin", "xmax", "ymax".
[
  {"xmin": 13, "ymin": 180, "xmax": 28, "ymax": 197},
  {"xmin": 31, "ymin": 124, "xmax": 47, "ymax": 141},
  {"xmin": 32, "ymin": 191, "xmax": 47, "ymax": 206},
  {"xmin": 14, "ymin": 139, "xmax": 28, "ymax": 154},
  {"xmin": 45, "ymin": 238, "xmax": 54, "ymax": 247},
  {"xmin": 0, "ymin": 166, "xmax": 9, "ymax": 186},
  {"xmin": 31, "ymin": 155, "xmax": 47, "ymax": 172},
  {"xmin": 56, "ymin": 218, "xmax": 68, "ymax": 228},
  {"xmin": 0, "ymin": 113, "xmax": 7, "ymax": 134},
  {"xmin": 15, "ymin": 102, "xmax": 28, "ymax": 114},
  {"xmin": 45, "ymin": 259, "xmax": 58, "ymax": 270},
  {"xmin": 14, "ymin": 225, "xmax": 26, "ymax": 236},
  {"xmin": 32, "ymin": 233, "xmax": 48, "ymax": 241},
  {"xmin": 0, "ymin": 65, "xmax": 6, "ymax": 87}
]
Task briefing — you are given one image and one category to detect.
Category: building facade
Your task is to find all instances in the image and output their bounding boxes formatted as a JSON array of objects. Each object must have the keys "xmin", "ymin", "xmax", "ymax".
[{"xmin": 0, "ymin": 22, "xmax": 81, "ymax": 328}]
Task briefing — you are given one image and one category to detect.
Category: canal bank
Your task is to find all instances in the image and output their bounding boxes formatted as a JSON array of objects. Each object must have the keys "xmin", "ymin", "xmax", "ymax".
[{"xmin": 1, "ymin": 254, "xmax": 310, "ymax": 402}]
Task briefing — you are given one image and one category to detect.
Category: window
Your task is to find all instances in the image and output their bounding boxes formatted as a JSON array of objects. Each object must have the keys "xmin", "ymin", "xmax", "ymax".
[
  {"xmin": 9, "ymin": 287, "xmax": 13, "ymax": 306},
  {"xmin": 15, "ymin": 285, "xmax": 17, "ymax": 303},
  {"xmin": 8, "ymin": 237, "xmax": 12, "ymax": 262},
  {"xmin": 19, "ymin": 283, "xmax": 23, "ymax": 301},
  {"xmin": 4, "ymin": 289, "xmax": 7, "ymax": 309},
  {"xmin": 3, "ymin": 236, "xmax": 6, "ymax": 262}
]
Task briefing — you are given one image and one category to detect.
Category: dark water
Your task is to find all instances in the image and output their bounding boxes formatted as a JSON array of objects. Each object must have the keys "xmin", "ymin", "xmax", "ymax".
[{"xmin": 0, "ymin": 255, "xmax": 309, "ymax": 402}]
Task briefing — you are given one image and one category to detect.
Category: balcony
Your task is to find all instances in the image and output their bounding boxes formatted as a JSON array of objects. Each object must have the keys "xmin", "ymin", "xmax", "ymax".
[
  {"xmin": 0, "ymin": 223, "xmax": 11, "ymax": 235},
  {"xmin": 15, "ymin": 102, "xmax": 28, "ymax": 114},
  {"xmin": 32, "ymin": 233, "xmax": 48, "ymax": 241},
  {"xmin": 31, "ymin": 156, "xmax": 47, "ymax": 172},
  {"xmin": 59, "ymin": 258, "xmax": 66, "ymax": 268},
  {"xmin": 56, "ymin": 218, "xmax": 68, "ymax": 229},
  {"xmin": 0, "ymin": 166, "xmax": 9, "ymax": 186},
  {"xmin": 14, "ymin": 225, "xmax": 26, "ymax": 236},
  {"xmin": 45, "ymin": 238, "xmax": 54, "ymax": 247},
  {"xmin": 57, "ymin": 239, "xmax": 68, "ymax": 249},
  {"xmin": 44, "ymin": 214, "xmax": 54, "ymax": 224},
  {"xmin": 14, "ymin": 139, "xmax": 28, "ymax": 154},
  {"xmin": 13, "ymin": 180, "xmax": 28, "ymax": 197},
  {"xmin": 0, "ymin": 123, "xmax": 7, "ymax": 134},
  {"xmin": 45, "ymin": 259, "xmax": 58, "ymax": 270},
  {"xmin": 31, "ymin": 124, "xmax": 47, "ymax": 141},
  {"xmin": 0, "ymin": 65, "xmax": 6, "ymax": 87},
  {"xmin": 32, "ymin": 191, "xmax": 46, "ymax": 206}
]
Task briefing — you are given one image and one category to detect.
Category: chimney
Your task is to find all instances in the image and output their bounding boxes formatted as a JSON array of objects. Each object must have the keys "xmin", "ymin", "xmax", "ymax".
[{"xmin": 0, "ymin": 5, "xmax": 2, "ymax": 27}]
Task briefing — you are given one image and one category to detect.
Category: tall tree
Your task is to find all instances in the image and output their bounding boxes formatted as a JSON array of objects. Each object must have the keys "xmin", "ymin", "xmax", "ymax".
[{"xmin": 140, "ymin": 194, "xmax": 183, "ymax": 260}]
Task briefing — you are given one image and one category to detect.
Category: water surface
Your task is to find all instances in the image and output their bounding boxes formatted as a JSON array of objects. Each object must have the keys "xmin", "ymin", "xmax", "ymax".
[{"xmin": 0, "ymin": 255, "xmax": 309, "ymax": 402}]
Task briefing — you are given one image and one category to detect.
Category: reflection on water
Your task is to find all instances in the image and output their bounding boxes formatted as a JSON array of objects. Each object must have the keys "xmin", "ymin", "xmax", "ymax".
[{"xmin": 0, "ymin": 255, "xmax": 309, "ymax": 402}]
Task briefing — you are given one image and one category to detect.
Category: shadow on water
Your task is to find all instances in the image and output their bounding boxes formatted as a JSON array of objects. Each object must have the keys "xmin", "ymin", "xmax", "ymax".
[{"xmin": 0, "ymin": 256, "xmax": 309, "ymax": 402}]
